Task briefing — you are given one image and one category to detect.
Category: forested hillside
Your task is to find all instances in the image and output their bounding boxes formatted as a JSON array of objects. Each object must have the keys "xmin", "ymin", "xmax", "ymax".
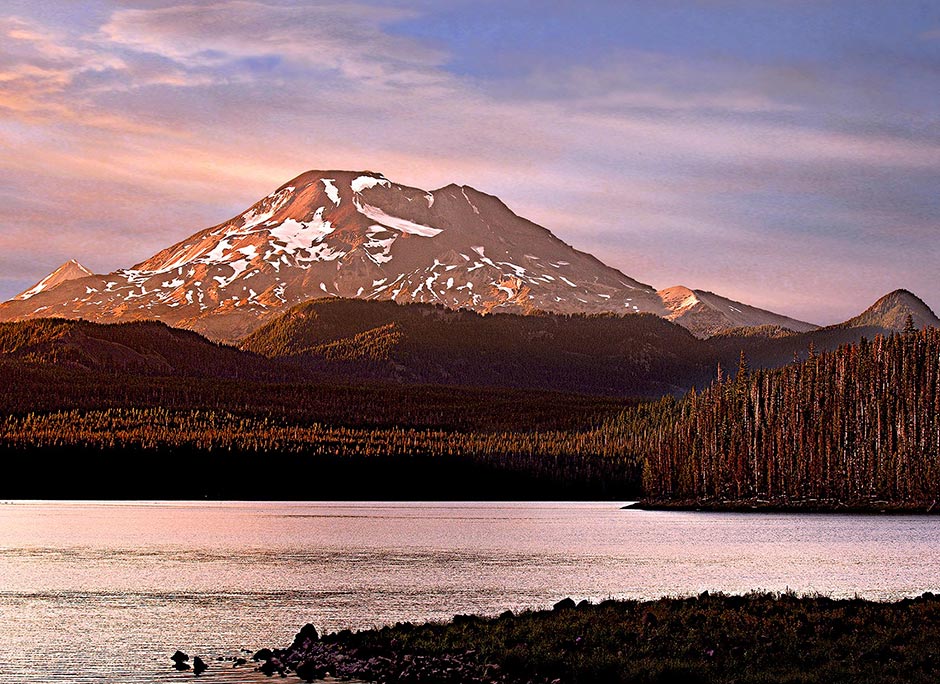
[
  {"xmin": 0, "ymin": 317, "xmax": 642, "ymax": 499},
  {"xmin": 241, "ymin": 298, "xmax": 717, "ymax": 397},
  {"xmin": 0, "ymin": 318, "xmax": 280, "ymax": 379},
  {"xmin": 1, "ymin": 312, "xmax": 938, "ymax": 505},
  {"xmin": 637, "ymin": 326, "xmax": 940, "ymax": 510}
]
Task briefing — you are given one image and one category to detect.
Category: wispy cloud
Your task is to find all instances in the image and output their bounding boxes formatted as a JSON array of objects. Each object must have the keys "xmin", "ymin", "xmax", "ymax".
[{"xmin": 98, "ymin": 2, "xmax": 449, "ymax": 89}]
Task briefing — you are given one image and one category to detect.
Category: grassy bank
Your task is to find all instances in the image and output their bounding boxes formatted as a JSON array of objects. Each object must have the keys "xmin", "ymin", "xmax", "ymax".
[{"xmin": 257, "ymin": 592, "xmax": 940, "ymax": 684}]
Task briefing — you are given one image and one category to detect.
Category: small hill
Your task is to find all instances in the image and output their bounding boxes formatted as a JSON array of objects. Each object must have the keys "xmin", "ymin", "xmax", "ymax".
[
  {"xmin": 0, "ymin": 318, "xmax": 274, "ymax": 379},
  {"xmin": 840, "ymin": 289, "xmax": 940, "ymax": 331},
  {"xmin": 711, "ymin": 289, "xmax": 940, "ymax": 371}
]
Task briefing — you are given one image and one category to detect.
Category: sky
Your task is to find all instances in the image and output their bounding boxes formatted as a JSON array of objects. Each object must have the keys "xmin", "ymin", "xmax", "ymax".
[{"xmin": 0, "ymin": 0, "xmax": 938, "ymax": 324}]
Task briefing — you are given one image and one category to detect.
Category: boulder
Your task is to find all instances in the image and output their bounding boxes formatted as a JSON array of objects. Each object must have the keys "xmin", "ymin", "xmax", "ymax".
[
  {"xmin": 192, "ymin": 656, "xmax": 208, "ymax": 675},
  {"xmin": 553, "ymin": 597, "xmax": 577, "ymax": 611},
  {"xmin": 291, "ymin": 623, "xmax": 320, "ymax": 650},
  {"xmin": 253, "ymin": 648, "xmax": 274, "ymax": 662},
  {"xmin": 259, "ymin": 658, "xmax": 283, "ymax": 676},
  {"xmin": 171, "ymin": 650, "xmax": 189, "ymax": 664}
]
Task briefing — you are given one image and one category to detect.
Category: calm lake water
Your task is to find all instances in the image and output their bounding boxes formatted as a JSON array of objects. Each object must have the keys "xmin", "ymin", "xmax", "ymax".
[{"xmin": 1, "ymin": 501, "xmax": 939, "ymax": 683}]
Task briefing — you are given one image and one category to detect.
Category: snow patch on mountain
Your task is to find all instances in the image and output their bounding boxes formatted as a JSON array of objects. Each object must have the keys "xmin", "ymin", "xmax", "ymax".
[
  {"xmin": 241, "ymin": 186, "xmax": 294, "ymax": 230},
  {"xmin": 321, "ymin": 179, "xmax": 341, "ymax": 206},
  {"xmin": 351, "ymin": 174, "xmax": 391, "ymax": 193},
  {"xmin": 267, "ymin": 212, "xmax": 335, "ymax": 253},
  {"xmin": 353, "ymin": 199, "xmax": 443, "ymax": 237}
]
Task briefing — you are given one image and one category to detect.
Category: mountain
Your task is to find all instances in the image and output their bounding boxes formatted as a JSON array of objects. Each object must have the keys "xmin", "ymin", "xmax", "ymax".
[
  {"xmin": 710, "ymin": 290, "xmax": 940, "ymax": 370},
  {"xmin": 13, "ymin": 259, "xmax": 93, "ymax": 300},
  {"xmin": 839, "ymin": 289, "xmax": 940, "ymax": 331},
  {"xmin": 0, "ymin": 170, "xmax": 668, "ymax": 341},
  {"xmin": 2, "ymin": 170, "xmax": 932, "ymax": 343},
  {"xmin": 2, "ymin": 287, "xmax": 934, "ymax": 407},
  {"xmin": 241, "ymin": 298, "xmax": 716, "ymax": 396},
  {"xmin": 658, "ymin": 286, "xmax": 818, "ymax": 338}
]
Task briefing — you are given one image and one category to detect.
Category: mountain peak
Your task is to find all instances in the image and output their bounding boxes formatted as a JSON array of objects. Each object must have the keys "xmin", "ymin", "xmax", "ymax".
[
  {"xmin": 657, "ymin": 285, "xmax": 817, "ymax": 338},
  {"xmin": 658, "ymin": 286, "xmax": 700, "ymax": 312},
  {"xmin": 14, "ymin": 259, "xmax": 94, "ymax": 301},
  {"xmin": 844, "ymin": 289, "xmax": 940, "ymax": 331}
]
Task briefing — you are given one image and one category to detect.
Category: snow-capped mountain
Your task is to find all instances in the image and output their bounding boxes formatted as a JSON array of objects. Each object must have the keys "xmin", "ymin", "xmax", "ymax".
[
  {"xmin": 10, "ymin": 169, "xmax": 928, "ymax": 344},
  {"xmin": 0, "ymin": 170, "xmax": 668, "ymax": 340},
  {"xmin": 658, "ymin": 285, "xmax": 818, "ymax": 338},
  {"xmin": 13, "ymin": 259, "xmax": 94, "ymax": 301}
]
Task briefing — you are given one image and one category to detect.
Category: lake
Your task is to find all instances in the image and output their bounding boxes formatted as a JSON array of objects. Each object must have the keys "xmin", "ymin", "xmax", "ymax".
[{"xmin": 1, "ymin": 501, "xmax": 939, "ymax": 683}]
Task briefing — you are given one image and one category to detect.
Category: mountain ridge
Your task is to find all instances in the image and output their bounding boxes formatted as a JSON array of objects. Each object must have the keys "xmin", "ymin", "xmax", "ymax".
[
  {"xmin": 658, "ymin": 285, "xmax": 818, "ymax": 337},
  {"xmin": 1, "ymin": 170, "xmax": 935, "ymax": 342},
  {"xmin": 2, "ymin": 288, "xmax": 936, "ymax": 401}
]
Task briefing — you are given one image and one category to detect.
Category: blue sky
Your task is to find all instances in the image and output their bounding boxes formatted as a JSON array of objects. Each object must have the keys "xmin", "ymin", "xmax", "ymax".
[{"xmin": 0, "ymin": 0, "xmax": 938, "ymax": 322}]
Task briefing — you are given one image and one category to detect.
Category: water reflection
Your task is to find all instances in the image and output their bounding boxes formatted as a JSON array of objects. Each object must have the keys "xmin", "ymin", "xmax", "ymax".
[{"xmin": 0, "ymin": 502, "xmax": 938, "ymax": 683}]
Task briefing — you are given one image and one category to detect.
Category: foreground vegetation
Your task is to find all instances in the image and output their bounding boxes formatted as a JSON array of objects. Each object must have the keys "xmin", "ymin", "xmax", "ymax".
[{"xmin": 252, "ymin": 592, "xmax": 940, "ymax": 684}]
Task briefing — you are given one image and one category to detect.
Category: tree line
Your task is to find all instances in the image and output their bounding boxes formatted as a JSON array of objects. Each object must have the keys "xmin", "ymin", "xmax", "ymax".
[
  {"xmin": 0, "ymin": 407, "xmax": 643, "ymax": 499},
  {"xmin": 637, "ymin": 325, "xmax": 940, "ymax": 507}
]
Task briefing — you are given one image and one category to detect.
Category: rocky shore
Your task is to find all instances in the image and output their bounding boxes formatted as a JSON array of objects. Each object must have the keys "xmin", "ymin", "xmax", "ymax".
[
  {"xmin": 184, "ymin": 592, "xmax": 940, "ymax": 684},
  {"xmin": 252, "ymin": 622, "xmax": 501, "ymax": 683}
]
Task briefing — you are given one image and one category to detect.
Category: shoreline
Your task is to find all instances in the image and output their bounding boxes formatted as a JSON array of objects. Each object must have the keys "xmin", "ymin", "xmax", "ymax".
[
  {"xmin": 628, "ymin": 498, "xmax": 940, "ymax": 514},
  {"xmin": 234, "ymin": 592, "xmax": 940, "ymax": 684}
]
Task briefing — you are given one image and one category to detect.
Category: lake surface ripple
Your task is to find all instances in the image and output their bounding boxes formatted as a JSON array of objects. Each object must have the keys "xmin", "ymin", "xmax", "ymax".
[{"xmin": 1, "ymin": 501, "xmax": 938, "ymax": 683}]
